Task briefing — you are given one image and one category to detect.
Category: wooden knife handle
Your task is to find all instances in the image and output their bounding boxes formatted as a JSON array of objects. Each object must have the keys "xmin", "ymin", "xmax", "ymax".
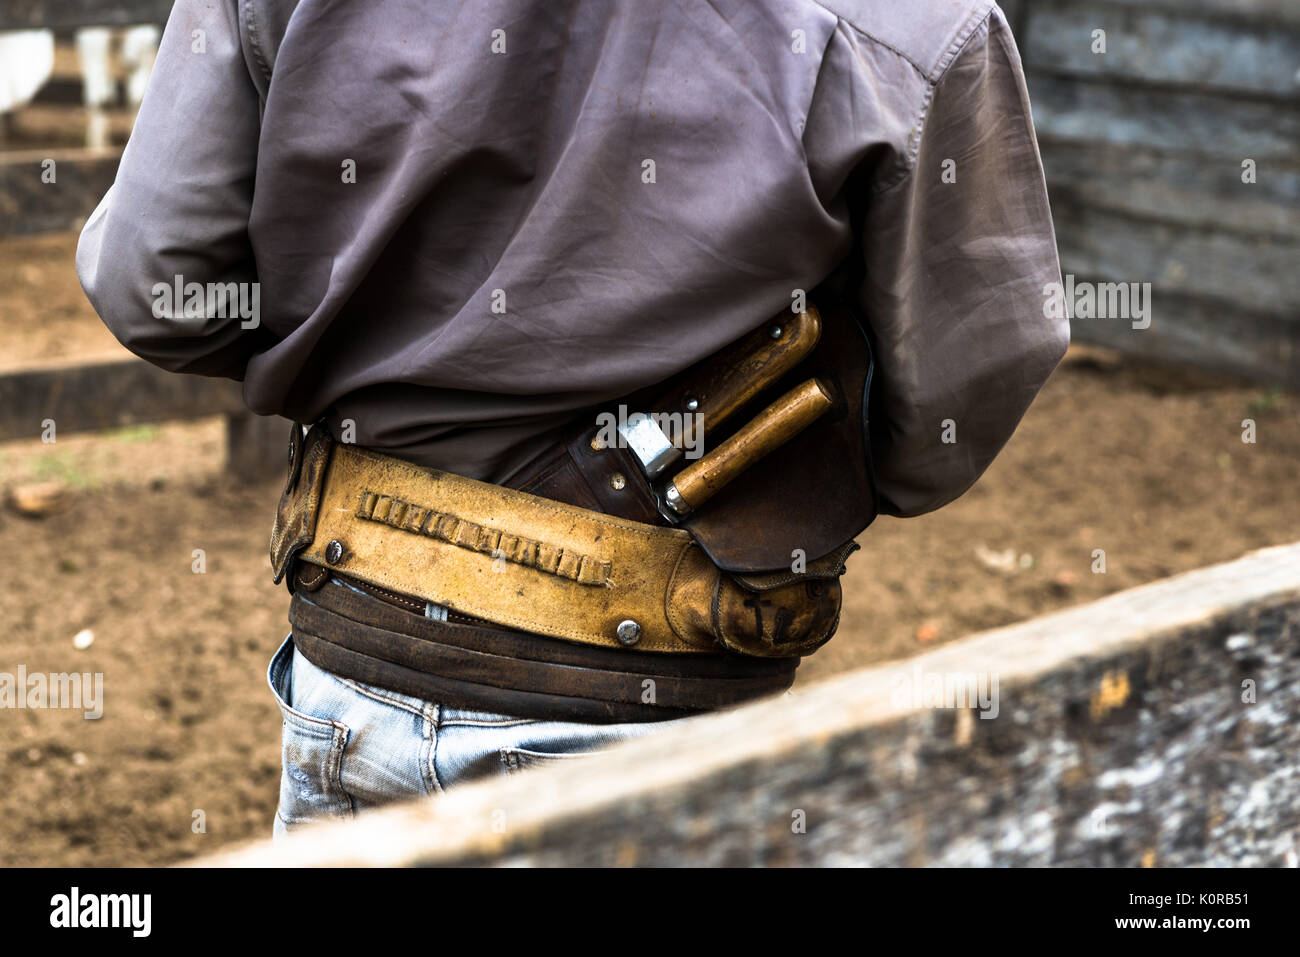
[
  {"xmin": 653, "ymin": 306, "xmax": 822, "ymax": 443},
  {"xmin": 669, "ymin": 378, "xmax": 833, "ymax": 512}
]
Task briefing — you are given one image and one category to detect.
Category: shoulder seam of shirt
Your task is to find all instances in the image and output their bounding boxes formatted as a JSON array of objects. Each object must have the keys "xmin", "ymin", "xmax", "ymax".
[
  {"xmin": 810, "ymin": 0, "xmax": 996, "ymax": 83},
  {"xmin": 930, "ymin": 0, "xmax": 999, "ymax": 81},
  {"xmin": 863, "ymin": 3, "xmax": 999, "ymax": 194},
  {"xmin": 238, "ymin": 0, "xmax": 274, "ymax": 87}
]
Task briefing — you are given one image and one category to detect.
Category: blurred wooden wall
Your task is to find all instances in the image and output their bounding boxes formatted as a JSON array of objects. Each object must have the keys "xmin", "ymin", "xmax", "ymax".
[
  {"xmin": 1004, "ymin": 0, "xmax": 1300, "ymax": 386},
  {"xmin": 0, "ymin": 0, "xmax": 171, "ymax": 31}
]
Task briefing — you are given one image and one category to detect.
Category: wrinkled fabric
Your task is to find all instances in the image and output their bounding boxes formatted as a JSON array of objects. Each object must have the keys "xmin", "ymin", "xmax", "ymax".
[{"xmin": 76, "ymin": 0, "xmax": 1067, "ymax": 516}]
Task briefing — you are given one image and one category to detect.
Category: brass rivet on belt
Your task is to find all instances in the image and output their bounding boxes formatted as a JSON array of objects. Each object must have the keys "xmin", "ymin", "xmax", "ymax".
[
  {"xmin": 589, "ymin": 434, "xmax": 605, "ymax": 451},
  {"xmin": 616, "ymin": 619, "xmax": 641, "ymax": 645},
  {"xmin": 609, "ymin": 472, "xmax": 626, "ymax": 491},
  {"xmin": 768, "ymin": 325, "xmax": 783, "ymax": 339},
  {"xmin": 325, "ymin": 540, "xmax": 344, "ymax": 564}
]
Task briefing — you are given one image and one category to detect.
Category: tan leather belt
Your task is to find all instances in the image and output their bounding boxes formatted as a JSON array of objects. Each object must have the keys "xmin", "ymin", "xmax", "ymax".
[{"xmin": 272, "ymin": 425, "xmax": 853, "ymax": 658}]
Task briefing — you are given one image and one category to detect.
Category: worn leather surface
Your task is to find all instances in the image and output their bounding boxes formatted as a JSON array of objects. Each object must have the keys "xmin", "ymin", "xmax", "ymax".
[
  {"xmin": 279, "ymin": 434, "xmax": 848, "ymax": 657},
  {"xmin": 268, "ymin": 422, "xmax": 332, "ymax": 586},
  {"xmin": 288, "ymin": 576, "xmax": 797, "ymax": 721},
  {"xmin": 299, "ymin": 565, "xmax": 793, "ymax": 679},
  {"xmin": 513, "ymin": 430, "xmax": 665, "ymax": 526},
  {"xmin": 292, "ymin": 631, "xmax": 690, "ymax": 723},
  {"xmin": 300, "ymin": 441, "xmax": 706, "ymax": 652}
]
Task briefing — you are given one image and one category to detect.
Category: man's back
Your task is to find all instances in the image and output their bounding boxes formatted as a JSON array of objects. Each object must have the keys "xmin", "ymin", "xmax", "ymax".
[
  {"xmin": 77, "ymin": 0, "xmax": 1065, "ymax": 515},
  {"xmin": 74, "ymin": 0, "xmax": 1069, "ymax": 827}
]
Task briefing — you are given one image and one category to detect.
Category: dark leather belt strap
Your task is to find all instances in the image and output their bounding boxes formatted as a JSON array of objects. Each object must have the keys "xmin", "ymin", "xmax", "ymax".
[{"xmin": 289, "ymin": 570, "xmax": 798, "ymax": 723}]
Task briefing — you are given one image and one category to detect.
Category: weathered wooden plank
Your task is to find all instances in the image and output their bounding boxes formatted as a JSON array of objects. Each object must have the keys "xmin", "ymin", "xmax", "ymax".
[
  {"xmin": 1029, "ymin": 73, "xmax": 1300, "ymax": 159},
  {"xmin": 226, "ymin": 410, "xmax": 289, "ymax": 482},
  {"xmin": 1016, "ymin": 5, "xmax": 1300, "ymax": 388},
  {"xmin": 0, "ymin": 356, "xmax": 245, "ymax": 443},
  {"xmin": 1023, "ymin": 1, "xmax": 1300, "ymax": 98},
  {"xmin": 1064, "ymin": 281, "xmax": 1299, "ymax": 386},
  {"xmin": 0, "ymin": 1, "xmax": 171, "ymax": 31},
  {"xmin": 30, "ymin": 77, "xmax": 91, "ymax": 107},
  {"xmin": 1040, "ymin": 140, "xmax": 1300, "ymax": 241},
  {"xmin": 0, "ymin": 149, "xmax": 119, "ymax": 238},
  {"xmin": 1050, "ymin": 199, "xmax": 1300, "ymax": 316},
  {"xmin": 194, "ymin": 542, "xmax": 1300, "ymax": 867},
  {"xmin": 1060, "ymin": 0, "xmax": 1300, "ymax": 27}
]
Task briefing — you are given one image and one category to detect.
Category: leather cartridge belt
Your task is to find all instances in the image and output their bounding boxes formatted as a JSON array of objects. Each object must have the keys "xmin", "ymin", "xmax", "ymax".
[{"xmin": 271, "ymin": 424, "xmax": 854, "ymax": 660}]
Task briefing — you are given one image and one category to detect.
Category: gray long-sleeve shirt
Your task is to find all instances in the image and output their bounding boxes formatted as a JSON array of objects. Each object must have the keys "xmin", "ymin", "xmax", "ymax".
[{"xmin": 76, "ymin": 0, "xmax": 1068, "ymax": 517}]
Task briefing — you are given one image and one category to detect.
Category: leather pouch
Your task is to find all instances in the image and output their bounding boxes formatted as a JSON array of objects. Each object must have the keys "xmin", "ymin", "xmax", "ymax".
[{"xmin": 668, "ymin": 539, "xmax": 859, "ymax": 657}]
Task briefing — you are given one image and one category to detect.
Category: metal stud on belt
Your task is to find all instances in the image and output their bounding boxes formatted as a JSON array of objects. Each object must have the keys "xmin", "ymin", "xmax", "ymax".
[{"xmin": 615, "ymin": 619, "xmax": 641, "ymax": 646}]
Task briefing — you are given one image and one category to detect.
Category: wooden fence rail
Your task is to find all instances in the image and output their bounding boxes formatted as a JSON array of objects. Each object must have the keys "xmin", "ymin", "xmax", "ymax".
[
  {"xmin": 0, "ymin": 356, "xmax": 286, "ymax": 480},
  {"xmin": 0, "ymin": 149, "xmax": 120, "ymax": 238},
  {"xmin": 195, "ymin": 541, "xmax": 1300, "ymax": 867},
  {"xmin": 0, "ymin": 0, "xmax": 171, "ymax": 31}
]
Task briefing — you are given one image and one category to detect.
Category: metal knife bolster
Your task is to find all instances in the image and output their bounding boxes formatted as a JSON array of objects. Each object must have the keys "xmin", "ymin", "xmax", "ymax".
[{"xmin": 615, "ymin": 413, "xmax": 680, "ymax": 480}]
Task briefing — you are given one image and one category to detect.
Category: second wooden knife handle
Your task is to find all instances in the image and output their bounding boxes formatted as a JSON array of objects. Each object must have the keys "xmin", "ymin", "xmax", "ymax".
[{"xmin": 671, "ymin": 378, "xmax": 833, "ymax": 511}]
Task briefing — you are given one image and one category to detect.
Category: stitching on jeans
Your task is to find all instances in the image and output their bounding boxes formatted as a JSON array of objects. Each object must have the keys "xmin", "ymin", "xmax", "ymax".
[
  {"xmin": 438, "ymin": 716, "xmax": 543, "ymax": 729},
  {"xmin": 330, "ymin": 674, "xmax": 429, "ymax": 720},
  {"xmin": 329, "ymin": 724, "xmax": 355, "ymax": 815},
  {"xmin": 424, "ymin": 703, "xmax": 444, "ymax": 795}
]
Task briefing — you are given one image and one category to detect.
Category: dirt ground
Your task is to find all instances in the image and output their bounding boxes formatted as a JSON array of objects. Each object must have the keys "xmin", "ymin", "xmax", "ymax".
[{"xmin": 1, "ymin": 233, "xmax": 1298, "ymax": 866}]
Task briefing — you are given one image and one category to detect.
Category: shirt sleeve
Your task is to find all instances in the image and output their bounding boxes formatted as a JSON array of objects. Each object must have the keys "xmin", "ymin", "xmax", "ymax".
[
  {"xmin": 75, "ymin": 0, "xmax": 272, "ymax": 379},
  {"xmin": 858, "ymin": 6, "xmax": 1070, "ymax": 517}
]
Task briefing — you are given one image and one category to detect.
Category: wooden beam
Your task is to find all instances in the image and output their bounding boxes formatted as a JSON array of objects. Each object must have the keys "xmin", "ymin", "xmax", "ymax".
[
  {"xmin": 226, "ymin": 409, "xmax": 290, "ymax": 482},
  {"xmin": 0, "ymin": 355, "xmax": 245, "ymax": 444},
  {"xmin": 1055, "ymin": 0, "xmax": 1300, "ymax": 27},
  {"xmin": 1049, "ymin": 200, "xmax": 1300, "ymax": 318},
  {"xmin": 193, "ymin": 542, "xmax": 1300, "ymax": 867},
  {"xmin": 0, "ymin": 1, "xmax": 171, "ymax": 31},
  {"xmin": 31, "ymin": 77, "xmax": 94, "ymax": 107},
  {"xmin": 0, "ymin": 149, "xmax": 120, "ymax": 239},
  {"xmin": 1046, "ymin": 188, "xmax": 1300, "ymax": 385},
  {"xmin": 1062, "ymin": 282, "xmax": 1299, "ymax": 387},
  {"xmin": 1023, "ymin": 1, "xmax": 1300, "ymax": 99},
  {"xmin": 1028, "ymin": 72, "xmax": 1300, "ymax": 160},
  {"xmin": 1039, "ymin": 139, "xmax": 1300, "ymax": 242}
]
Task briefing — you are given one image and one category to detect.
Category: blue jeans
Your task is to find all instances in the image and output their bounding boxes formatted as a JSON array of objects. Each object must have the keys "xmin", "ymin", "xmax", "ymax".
[{"xmin": 267, "ymin": 633, "xmax": 672, "ymax": 837}]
